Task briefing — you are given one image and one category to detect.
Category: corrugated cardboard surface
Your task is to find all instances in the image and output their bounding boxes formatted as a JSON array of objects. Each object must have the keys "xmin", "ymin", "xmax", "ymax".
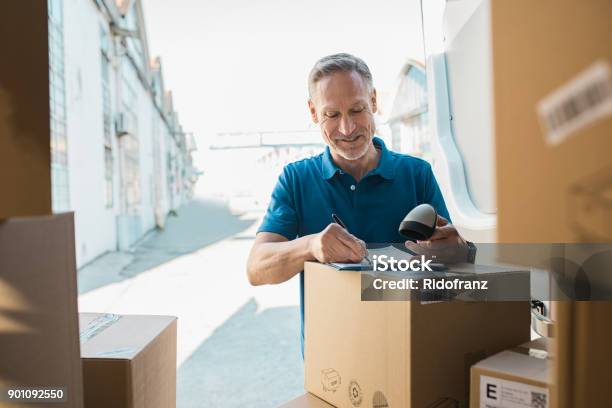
[
  {"xmin": 470, "ymin": 338, "xmax": 550, "ymax": 408},
  {"xmin": 278, "ymin": 393, "xmax": 334, "ymax": 408},
  {"xmin": 491, "ymin": 1, "xmax": 612, "ymax": 406},
  {"xmin": 304, "ymin": 262, "xmax": 530, "ymax": 408},
  {"xmin": 0, "ymin": 214, "xmax": 83, "ymax": 408},
  {"xmin": 493, "ymin": 0, "xmax": 612, "ymax": 244},
  {"xmin": 79, "ymin": 313, "xmax": 177, "ymax": 408},
  {"xmin": 0, "ymin": 2, "xmax": 52, "ymax": 218},
  {"xmin": 552, "ymin": 301, "xmax": 612, "ymax": 408}
]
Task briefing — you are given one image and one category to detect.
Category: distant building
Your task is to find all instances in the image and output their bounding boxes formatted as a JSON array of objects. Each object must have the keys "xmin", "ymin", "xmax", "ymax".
[
  {"xmin": 48, "ymin": 0, "xmax": 198, "ymax": 267},
  {"xmin": 387, "ymin": 60, "xmax": 430, "ymax": 161}
]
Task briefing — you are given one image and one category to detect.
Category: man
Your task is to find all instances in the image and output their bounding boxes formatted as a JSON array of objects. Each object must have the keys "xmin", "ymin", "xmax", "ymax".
[{"xmin": 247, "ymin": 53, "xmax": 469, "ymax": 354}]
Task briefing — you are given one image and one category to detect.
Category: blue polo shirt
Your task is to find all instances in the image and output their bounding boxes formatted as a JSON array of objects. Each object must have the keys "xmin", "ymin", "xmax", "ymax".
[{"xmin": 257, "ymin": 137, "xmax": 450, "ymax": 356}]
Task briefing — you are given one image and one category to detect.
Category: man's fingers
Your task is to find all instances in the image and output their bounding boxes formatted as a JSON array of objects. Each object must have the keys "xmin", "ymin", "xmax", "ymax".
[
  {"xmin": 323, "ymin": 238, "xmax": 351, "ymax": 262},
  {"xmin": 322, "ymin": 223, "xmax": 366, "ymax": 262},
  {"xmin": 335, "ymin": 232, "xmax": 366, "ymax": 261},
  {"xmin": 405, "ymin": 241, "xmax": 429, "ymax": 255},
  {"xmin": 355, "ymin": 239, "xmax": 367, "ymax": 259},
  {"xmin": 429, "ymin": 225, "xmax": 454, "ymax": 241},
  {"xmin": 356, "ymin": 238, "xmax": 368, "ymax": 256},
  {"xmin": 336, "ymin": 235, "xmax": 365, "ymax": 260},
  {"xmin": 436, "ymin": 215, "xmax": 449, "ymax": 227},
  {"xmin": 334, "ymin": 228, "xmax": 363, "ymax": 251},
  {"xmin": 327, "ymin": 244, "xmax": 347, "ymax": 262},
  {"xmin": 407, "ymin": 240, "xmax": 455, "ymax": 263}
]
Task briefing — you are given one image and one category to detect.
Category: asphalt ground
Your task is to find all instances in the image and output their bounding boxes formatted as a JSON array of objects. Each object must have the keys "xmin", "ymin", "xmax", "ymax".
[{"xmin": 77, "ymin": 196, "xmax": 304, "ymax": 407}]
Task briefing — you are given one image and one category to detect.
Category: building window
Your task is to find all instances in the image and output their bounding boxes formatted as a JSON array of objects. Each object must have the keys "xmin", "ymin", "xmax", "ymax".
[
  {"xmin": 105, "ymin": 147, "xmax": 113, "ymax": 206},
  {"xmin": 124, "ymin": 3, "xmax": 146, "ymax": 71},
  {"xmin": 389, "ymin": 63, "xmax": 431, "ymax": 160},
  {"xmin": 48, "ymin": 0, "xmax": 70, "ymax": 212},
  {"xmin": 121, "ymin": 65, "xmax": 141, "ymax": 214},
  {"xmin": 101, "ymin": 27, "xmax": 113, "ymax": 207}
]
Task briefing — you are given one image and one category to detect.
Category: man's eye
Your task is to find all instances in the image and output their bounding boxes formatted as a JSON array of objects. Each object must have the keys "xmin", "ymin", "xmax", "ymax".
[
  {"xmin": 325, "ymin": 112, "xmax": 339, "ymax": 118},
  {"xmin": 351, "ymin": 107, "xmax": 365, "ymax": 114}
]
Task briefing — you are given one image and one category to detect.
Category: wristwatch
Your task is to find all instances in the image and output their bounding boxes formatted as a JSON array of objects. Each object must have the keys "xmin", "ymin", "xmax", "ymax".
[{"xmin": 466, "ymin": 241, "xmax": 477, "ymax": 264}]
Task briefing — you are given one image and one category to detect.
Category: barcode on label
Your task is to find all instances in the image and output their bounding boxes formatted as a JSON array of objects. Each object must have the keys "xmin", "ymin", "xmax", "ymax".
[
  {"xmin": 531, "ymin": 391, "xmax": 547, "ymax": 408},
  {"xmin": 537, "ymin": 60, "xmax": 612, "ymax": 146}
]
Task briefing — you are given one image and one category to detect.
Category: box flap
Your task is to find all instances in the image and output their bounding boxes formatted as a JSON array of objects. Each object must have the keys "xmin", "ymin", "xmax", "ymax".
[
  {"xmin": 79, "ymin": 313, "xmax": 176, "ymax": 360},
  {"xmin": 278, "ymin": 392, "xmax": 334, "ymax": 408}
]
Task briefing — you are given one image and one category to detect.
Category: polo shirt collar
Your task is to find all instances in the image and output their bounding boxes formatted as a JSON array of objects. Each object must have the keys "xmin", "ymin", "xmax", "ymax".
[
  {"xmin": 321, "ymin": 136, "xmax": 396, "ymax": 180},
  {"xmin": 321, "ymin": 146, "xmax": 341, "ymax": 180},
  {"xmin": 369, "ymin": 137, "xmax": 396, "ymax": 180}
]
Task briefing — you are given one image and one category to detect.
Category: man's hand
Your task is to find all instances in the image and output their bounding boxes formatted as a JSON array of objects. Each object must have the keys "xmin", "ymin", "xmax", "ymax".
[
  {"xmin": 309, "ymin": 223, "xmax": 366, "ymax": 263},
  {"xmin": 404, "ymin": 215, "xmax": 469, "ymax": 264}
]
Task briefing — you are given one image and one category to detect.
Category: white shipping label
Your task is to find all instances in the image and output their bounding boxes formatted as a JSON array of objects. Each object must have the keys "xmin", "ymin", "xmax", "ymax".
[
  {"xmin": 537, "ymin": 60, "xmax": 612, "ymax": 146},
  {"xmin": 480, "ymin": 375, "xmax": 548, "ymax": 408}
]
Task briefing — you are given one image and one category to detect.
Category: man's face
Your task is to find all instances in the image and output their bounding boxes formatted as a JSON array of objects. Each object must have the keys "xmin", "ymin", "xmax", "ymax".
[{"xmin": 309, "ymin": 70, "xmax": 377, "ymax": 161}]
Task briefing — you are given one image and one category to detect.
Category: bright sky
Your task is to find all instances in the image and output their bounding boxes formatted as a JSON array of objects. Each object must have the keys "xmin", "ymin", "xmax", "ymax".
[{"xmin": 142, "ymin": 0, "xmax": 424, "ymax": 143}]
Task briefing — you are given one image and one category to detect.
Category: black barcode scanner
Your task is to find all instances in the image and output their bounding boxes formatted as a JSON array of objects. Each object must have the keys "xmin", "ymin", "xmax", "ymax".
[
  {"xmin": 398, "ymin": 203, "xmax": 438, "ymax": 241},
  {"xmin": 398, "ymin": 203, "xmax": 449, "ymax": 271}
]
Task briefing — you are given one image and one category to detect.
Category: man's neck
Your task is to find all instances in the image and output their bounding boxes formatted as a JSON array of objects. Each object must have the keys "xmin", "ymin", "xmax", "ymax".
[{"xmin": 331, "ymin": 142, "xmax": 381, "ymax": 182}]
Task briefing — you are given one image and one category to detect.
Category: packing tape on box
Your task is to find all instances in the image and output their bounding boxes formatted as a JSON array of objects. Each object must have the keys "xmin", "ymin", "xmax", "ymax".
[
  {"xmin": 95, "ymin": 346, "xmax": 137, "ymax": 358},
  {"xmin": 509, "ymin": 344, "xmax": 549, "ymax": 360},
  {"xmin": 79, "ymin": 313, "xmax": 121, "ymax": 344}
]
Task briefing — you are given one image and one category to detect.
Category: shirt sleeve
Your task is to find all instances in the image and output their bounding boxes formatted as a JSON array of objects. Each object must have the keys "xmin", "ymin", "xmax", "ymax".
[
  {"xmin": 257, "ymin": 166, "xmax": 299, "ymax": 240},
  {"xmin": 421, "ymin": 162, "xmax": 452, "ymax": 223}
]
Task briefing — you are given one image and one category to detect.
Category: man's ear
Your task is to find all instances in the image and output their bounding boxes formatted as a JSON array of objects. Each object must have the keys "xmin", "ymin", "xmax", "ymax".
[
  {"xmin": 370, "ymin": 88, "xmax": 378, "ymax": 114},
  {"xmin": 308, "ymin": 99, "xmax": 319, "ymax": 124}
]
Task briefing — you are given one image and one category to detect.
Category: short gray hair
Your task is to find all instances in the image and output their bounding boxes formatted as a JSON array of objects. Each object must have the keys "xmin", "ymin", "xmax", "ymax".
[{"xmin": 308, "ymin": 53, "xmax": 374, "ymax": 99}]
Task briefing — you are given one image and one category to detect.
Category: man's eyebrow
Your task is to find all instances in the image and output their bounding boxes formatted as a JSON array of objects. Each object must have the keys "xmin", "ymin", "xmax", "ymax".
[
  {"xmin": 321, "ymin": 100, "xmax": 368, "ymax": 111},
  {"xmin": 321, "ymin": 106, "xmax": 338, "ymax": 111}
]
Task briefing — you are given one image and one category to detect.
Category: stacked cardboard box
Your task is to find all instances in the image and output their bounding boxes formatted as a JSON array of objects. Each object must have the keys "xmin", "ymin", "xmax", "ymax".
[
  {"xmin": 0, "ymin": 214, "xmax": 84, "ymax": 407},
  {"xmin": 0, "ymin": 4, "xmax": 84, "ymax": 408},
  {"xmin": 79, "ymin": 313, "xmax": 177, "ymax": 408},
  {"xmin": 304, "ymin": 262, "xmax": 530, "ymax": 408},
  {"xmin": 1, "ymin": 4, "xmax": 178, "ymax": 408},
  {"xmin": 0, "ymin": 225, "xmax": 179, "ymax": 408},
  {"xmin": 470, "ymin": 338, "xmax": 549, "ymax": 408},
  {"xmin": 0, "ymin": 2, "xmax": 53, "ymax": 218},
  {"xmin": 492, "ymin": 1, "xmax": 612, "ymax": 406}
]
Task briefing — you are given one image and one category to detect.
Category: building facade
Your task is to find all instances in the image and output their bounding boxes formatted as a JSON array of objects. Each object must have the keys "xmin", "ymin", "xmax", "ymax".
[
  {"xmin": 387, "ymin": 60, "xmax": 431, "ymax": 161},
  {"xmin": 48, "ymin": 0, "xmax": 197, "ymax": 268}
]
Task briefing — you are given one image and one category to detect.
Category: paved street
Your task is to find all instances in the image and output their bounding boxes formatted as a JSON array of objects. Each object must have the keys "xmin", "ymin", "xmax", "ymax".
[{"xmin": 77, "ymin": 196, "xmax": 304, "ymax": 407}]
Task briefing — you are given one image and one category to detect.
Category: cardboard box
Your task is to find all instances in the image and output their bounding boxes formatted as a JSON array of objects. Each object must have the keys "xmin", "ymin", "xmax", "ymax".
[
  {"xmin": 79, "ymin": 313, "xmax": 177, "ymax": 408},
  {"xmin": 0, "ymin": 214, "xmax": 83, "ymax": 408},
  {"xmin": 304, "ymin": 262, "xmax": 530, "ymax": 408},
  {"xmin": 493, "ymin": 0, "xmax": 612, "ymax": 244},
  {"xmin": 278, "ymin": 393, "xmax": 334, "ymax": 408},
  {"xmin": 0, "ymin": 2, "xmax": 53, "ymax": 218},
  {"xmin": 491, "ymin": 1, "xmax": 612, "ymax": 406},
  {"xmin": 470, "ymin": 338, "xmax": 550, "ymax": 408},
  {"xmin": 551, "ymin": 301, "xmax": 612, "ymax": 408}
]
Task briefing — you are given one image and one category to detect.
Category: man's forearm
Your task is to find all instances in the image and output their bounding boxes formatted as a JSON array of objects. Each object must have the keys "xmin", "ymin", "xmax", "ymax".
[{"xmin": 247, "ymin": 235, "xmax": 315, "ymax": 285}]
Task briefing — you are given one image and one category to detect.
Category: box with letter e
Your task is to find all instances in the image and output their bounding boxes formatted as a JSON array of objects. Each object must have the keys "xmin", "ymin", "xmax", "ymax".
[{"xmin": 470, "ymin": 338, "xmax": 550, "ymax": 408}]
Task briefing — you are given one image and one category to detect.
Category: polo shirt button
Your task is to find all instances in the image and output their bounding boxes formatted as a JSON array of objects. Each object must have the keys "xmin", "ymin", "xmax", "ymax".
[{"xmin": 350, "ymin": 184, "xmax": 356, "ymax": 191}]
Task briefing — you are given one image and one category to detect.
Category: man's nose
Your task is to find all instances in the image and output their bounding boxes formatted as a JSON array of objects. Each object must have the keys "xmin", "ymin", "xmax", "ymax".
[{"xmin": 338, "ymin": 116, "xmax": 356, "ymax": 136}]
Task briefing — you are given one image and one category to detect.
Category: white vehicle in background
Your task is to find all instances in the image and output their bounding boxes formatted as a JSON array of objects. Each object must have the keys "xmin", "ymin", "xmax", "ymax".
[
  {"xmin": 417, "ymin": 0, "xmax": 559, "ymax": 340},
  {"xmin": 420, "ymin": 0, "xmax": 497, "ymax": 243}
]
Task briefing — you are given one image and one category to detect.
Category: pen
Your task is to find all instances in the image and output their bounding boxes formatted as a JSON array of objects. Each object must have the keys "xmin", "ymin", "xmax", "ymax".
[
  {"xmin": 331, "ymin": 213, "xmax": 371, "ymax": 265},
  {"xmin": 331, "ymin": 213, "xmax": 346, "ymax": 229}
]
